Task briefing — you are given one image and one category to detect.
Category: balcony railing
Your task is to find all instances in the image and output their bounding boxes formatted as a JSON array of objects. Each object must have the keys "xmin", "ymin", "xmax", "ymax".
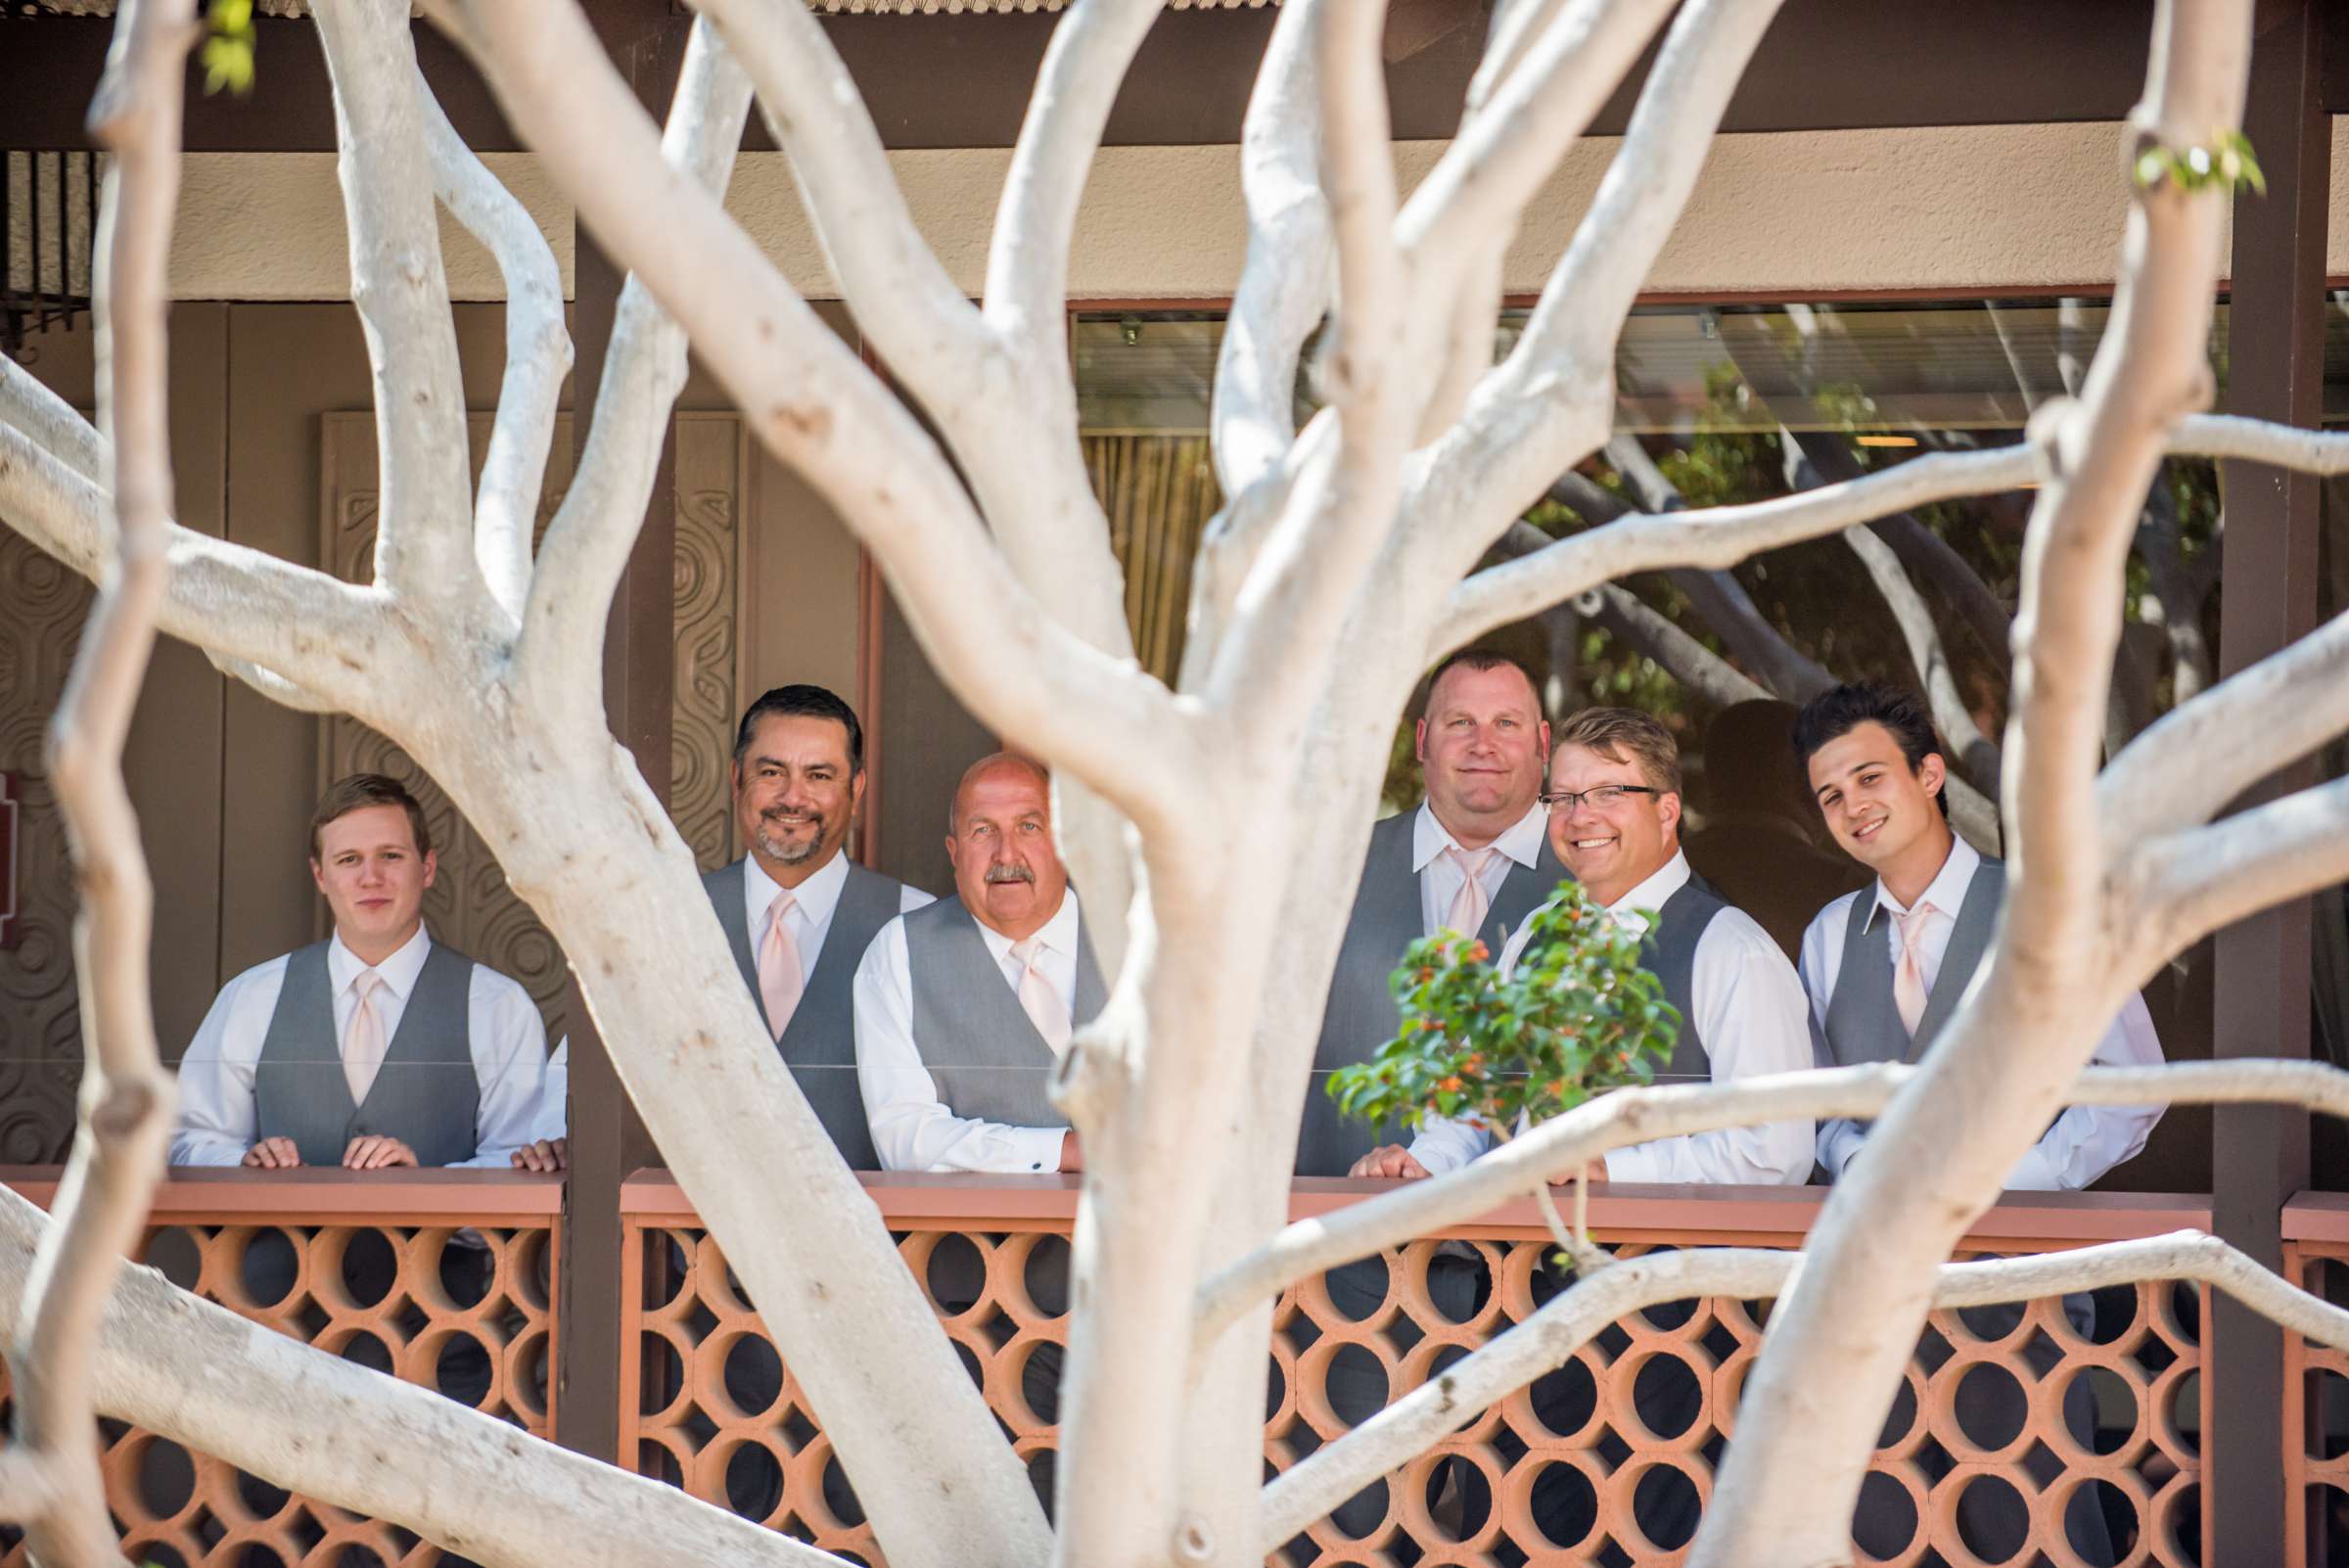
[
  {"xmin": 620, "ymin": 1173, "xmax": 2217, "ymax": 1568},
  {"xmin": 0, "ymin": 1169, "xmax": 2280, "ymax": 1566},
  {"xmin": 0, "ymin": 1168, "xmax": 562, "ymax": 1568}
]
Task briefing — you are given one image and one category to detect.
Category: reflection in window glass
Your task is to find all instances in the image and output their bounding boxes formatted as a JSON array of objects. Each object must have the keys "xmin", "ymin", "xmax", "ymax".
[{"xmin": 1073, "ymin": 299, "xmax": 2299, "ymax": 1197}]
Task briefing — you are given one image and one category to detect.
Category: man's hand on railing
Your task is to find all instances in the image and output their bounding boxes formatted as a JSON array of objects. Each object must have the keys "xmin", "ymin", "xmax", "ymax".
[
  {"xmin": 343, "ymin": 1136, "xmax": 419, "ymax": 1171},
  {"xmin": 241, "ymin": 1137, "xmax": 301, "ymax": 1170},
  {"xmin": 511, "ymin": 1138, "xmax": 569, "ymax": 1174},
  {"xmin": 1349, "ymin": 1145, "xmax": 1430, "ymax": 1180},
  {"xmin": 1060, "ymin": 1131, "xmax": 1082, "ymax": 1174}
]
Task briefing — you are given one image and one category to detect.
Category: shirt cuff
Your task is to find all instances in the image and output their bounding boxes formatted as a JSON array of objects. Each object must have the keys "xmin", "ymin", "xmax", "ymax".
[{"xmin": 1014, "ymin": 1126, "xmax": 1070, "ymax": 1174}]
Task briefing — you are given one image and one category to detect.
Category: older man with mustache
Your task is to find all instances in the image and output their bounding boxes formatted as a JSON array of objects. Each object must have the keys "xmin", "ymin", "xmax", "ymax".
[
  {"xmin": 853, "ymin": 751, "xmax": 1102, "ymax": 1175},
  {"xmin": 703, "ymin": 684, "xmax": 932, "ymax": 1171}
]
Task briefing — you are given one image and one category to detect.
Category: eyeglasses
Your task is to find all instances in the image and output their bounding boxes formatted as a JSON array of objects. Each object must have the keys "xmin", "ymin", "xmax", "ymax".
[{"xmin": 1539, "ymin": 784, "xmax": 1661, "ymax": 813}]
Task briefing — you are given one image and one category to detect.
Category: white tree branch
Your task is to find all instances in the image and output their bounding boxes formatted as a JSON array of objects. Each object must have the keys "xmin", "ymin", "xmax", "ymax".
[
  {"xmin": 684, "ymin": 0, "xmax": 1148, "ymax": 981},
  {"xmin": 310, "ymin": 0, "xmax": 480, "ymax": 606},
  {"xmin": 1264, "ymin": 1228, "xmax": 2349, "ymax": 1545},
  {"xmin": 689, "ymin": 0, "xmax": 1131, "ymax": 645},
  {"xmin": 0, "ymin": 356, "xmax": 107, "ymax": 488},
  {"xmin": 0, "ymin": 420, "xmax": 392, "ymax": 718},
  {"xmin": 1844, "ymin": 523, "xmax": 2002, "ymax": 795},
  {"xmin": 0, "ymin": 1186, "xmax": 854, "ymax": 1568},
  {"xmin": 984, "ymin": 0, "xmax": 1162, "ymax": 358},
  {"xmin": 1431, "ymin": 0, "xmax": 1785, "ymax": 545},
  {"xmin": 2097, "ymin": 602, "xmax": 2349, "ymax": 851},
  {"xmin": 2124, "ymin": 773, "xmax": 2349, "ymax": 964},
  {"xmin": 1584, "ymin": 582, "xmax": 1772, "ymax": 708},
  {"xmin": 8, "ymin": 8, "xmax": 191, "ymax": 1563},
  {"xmin": 515, "ymin": 19, "xmax": 752, "ymax": 692},
  {"xmin": 1314, "ymin": 0, "xmax": 1404, "ymax": 451},
  {"xmin": 1394, "ymin": 0, "xmax": 1677, "ymax": 300},
  {"xmin": 1431, "ymin": 444, "xmax": 2044, "ymax": 658},
  {"xmin": 201, "ymin": 649, "xmax": 342, "ymax": 714},
  {"xmin": 1398, "ymin": 0, "xmax": 1671, "ymax": 441},
  {"xmin": 441, "ymin": 0, "xmax": 1195, "ymax": 847},
  {"xmin": 1698, "ymin": 4, "xmax": 2255, "ymax": 1553},
  {"xmin": 1779, "ymin": 426, "xmax": 2014, "ymax": 675},
  {"xmin": 2170, "ymin": 412, "xmax": 2349, "ymax": 471},
  {"xmin": 413, "ymin": 60, "xmax": 569, "ymax": 623},
  {"xmin": 1200, "ymin": 1056, "xmax": 2349, "ymax": 1348},
  {"xmin": 1208, "ymin": 0, "xmax": 1329, "ymax": 502}
]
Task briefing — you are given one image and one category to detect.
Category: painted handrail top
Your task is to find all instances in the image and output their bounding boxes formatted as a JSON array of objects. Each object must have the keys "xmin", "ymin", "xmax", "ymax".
[
  {"xmin": 0, "ymin": 1165, "xmax": 566, "ymax": 1220},
  {"xmin": 2281, "ymin": 1189, "xmax": 2349, "ymax": 1243},
  {"xmin": 618, "ymin": 1168, "xmax": 2216, "ymax": 1243}
]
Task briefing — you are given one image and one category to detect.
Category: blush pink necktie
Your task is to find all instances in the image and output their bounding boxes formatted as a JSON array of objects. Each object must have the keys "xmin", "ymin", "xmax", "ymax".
[
  {"xmin": 1892, "ymin": 902, "xmax": 1938, "ymax": 1038},
  {"xmin": 344, "ymin": 969, "xmax": 388, "ymax": 1104},
  {"xmin": 759, "ymin": 892, "xmax": 805, "ymax": 1040},
  {"xmin": 1445, "ymin": 845, "xmax": 1497, "ymax": 938},
  {"xmin": 1009, "ymin": 936, "xmax": 1072, "ymax": 1052}
]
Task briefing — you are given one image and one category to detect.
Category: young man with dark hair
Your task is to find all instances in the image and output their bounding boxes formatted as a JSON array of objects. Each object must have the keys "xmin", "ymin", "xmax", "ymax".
[
  {"xmin": 704, "ymin": 682, "xmax": 931, "ymax": 1170},
  {"xmin": 1792, "ymin": 681, "xmax": 2161, "ymax": 1184},
  {"xmin": 170, "ymin": 772, "xmax": 549, "ymax": 1170},
  {"xmin": 1793, "ymin": 682, "xmax": 2159, "ymax": 1568}
]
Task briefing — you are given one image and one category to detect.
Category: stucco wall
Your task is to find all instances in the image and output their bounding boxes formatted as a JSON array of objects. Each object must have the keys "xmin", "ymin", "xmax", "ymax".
[{"xmin": 160, "ymin": 118, "xmax": 2349, "ymax": 305}]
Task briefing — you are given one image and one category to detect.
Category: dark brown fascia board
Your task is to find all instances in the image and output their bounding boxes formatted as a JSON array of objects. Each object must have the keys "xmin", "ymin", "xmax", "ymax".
[{"xmin": 15, "ymin": 1, "xmax": 2325, "ymax": 156}]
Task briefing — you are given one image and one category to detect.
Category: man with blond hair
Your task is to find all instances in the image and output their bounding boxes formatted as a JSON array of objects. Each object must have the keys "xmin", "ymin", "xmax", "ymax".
[
  {"xmin": 171, "ymin": 772, "xmax": 547, "ymax": 1171},
  {"xmin": 1326, "ymin": 648, "xmax": 1567, "ymax": 1181},
  {"xmin": 1368, "ymin": 706, "xmax": 1816, "ymax": 1184}
]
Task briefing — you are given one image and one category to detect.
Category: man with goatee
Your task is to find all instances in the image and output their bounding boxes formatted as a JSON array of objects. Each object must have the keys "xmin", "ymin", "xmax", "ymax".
[{"xmin": 703, "ymin": 684, "xmax": 931, "ymax": 1170}]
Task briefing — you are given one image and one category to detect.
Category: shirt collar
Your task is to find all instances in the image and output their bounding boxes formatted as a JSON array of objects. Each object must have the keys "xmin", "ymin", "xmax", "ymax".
[
  {"xmin": 743, "ymin": 846, "xmax": 850, "ymax": 929},
  {"xmin": 328, "ymin": 923, "xmax": 431, "ymax": 1000},
  {"xmin": 1873, "ymin": 833, "xmax": 1979, "ymax": 924},
  {"xmin": 1605, "ymin": 848, "xmax": 1691, "ymax": 916},
  {"xmin": 973, "ymin": 886, "xmax": 1082, "ymax": 964},
  {"xmin": 1411, "ymin": 799, "xmax": 1547, "ymax": 873}
]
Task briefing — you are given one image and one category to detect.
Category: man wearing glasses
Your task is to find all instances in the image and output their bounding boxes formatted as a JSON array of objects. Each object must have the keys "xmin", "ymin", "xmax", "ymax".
[
  {"xmin": 1361, "ymin": 707, "xmax": 1812, "ymax": 1557},
  {"xmin": 1391, "ymin": 706, "xmax": 1816, "ymax": 1183}
]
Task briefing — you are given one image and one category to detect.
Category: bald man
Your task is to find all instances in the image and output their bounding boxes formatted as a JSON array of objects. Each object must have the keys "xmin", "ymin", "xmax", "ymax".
[{"xmin": 853, "ymin": 753, "xmax": 1104, "ymax": 1175}]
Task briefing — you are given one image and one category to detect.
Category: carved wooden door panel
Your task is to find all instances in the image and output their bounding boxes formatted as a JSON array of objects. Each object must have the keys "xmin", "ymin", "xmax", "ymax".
[{"xmin": 317, "ymin": 411, "xmax": 747, "ymax": 1050}]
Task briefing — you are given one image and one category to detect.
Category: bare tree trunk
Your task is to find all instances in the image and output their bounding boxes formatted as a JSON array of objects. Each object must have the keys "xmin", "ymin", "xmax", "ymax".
[
  {"xmin": 1694, "ymin": 7, "xmax": 2256, "ymax": 1558},
  {"xmin": 2, "ymin": 7, "xmax": 192, "ymax": 1563}
]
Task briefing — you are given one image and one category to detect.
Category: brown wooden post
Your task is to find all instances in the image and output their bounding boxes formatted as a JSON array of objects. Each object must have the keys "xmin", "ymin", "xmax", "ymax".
[
  {"xmin": 2209, "ymin": 0, "xmax": 2326, "ymax": 1555},
  {"xmin": 551, "ymin": 0, "xmax": 691, "ymax": 1467}
]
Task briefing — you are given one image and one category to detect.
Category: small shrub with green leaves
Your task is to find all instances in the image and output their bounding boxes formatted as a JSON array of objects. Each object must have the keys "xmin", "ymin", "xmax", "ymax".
[{"xmin": 1326, "ymin": 881, "xmax": 1681, "ymax": 1144}]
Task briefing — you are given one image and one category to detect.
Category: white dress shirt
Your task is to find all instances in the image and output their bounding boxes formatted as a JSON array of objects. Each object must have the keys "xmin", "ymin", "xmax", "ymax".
[
  {"xmin": 741, "ymin": 848, "xmax": 933, "ymax": 986},
  {"xmin": 169, "ymin": 926, "xmax": 550, "ymax": 1169},
  {"xmin": 854, "ymin": 889, "xmax": 1083, "ymax": 1174},
  {"xmin": 1799, "ymin": 835, "xmax": 2165, "ymax": 1190},
  {"xmin": 1410, "ymin": 849, "xmax": 1816, "ymax": 1184},
  {"xmin": 1413, "ymin": 800, "xmax": 1549, "ymax": 937},
  {"xmin": 529, "ymin": 1038, "xmax": 570, "ymax": 1143}
]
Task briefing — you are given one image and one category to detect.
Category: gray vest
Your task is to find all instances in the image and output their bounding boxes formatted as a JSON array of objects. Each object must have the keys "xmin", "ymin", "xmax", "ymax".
[
  {"xmin": 253, "ymin": 939, "xmax": 480, "ymax": 1168},
  {"xmin": 1644, "ymin": 872, "xmax": 1731, "ymax": 1083},
  {"xmin": 1304, "ymin": 811, "xmax": 1571, "ymax": 1177},
  {"xmin": 704, "ymin": 854, "xmax": 912, "ymax": 1171},
  {"xmin": 904, "ymin": 894, "xmax": 1102, "ymax": 1314},
  {"xmin": 903, "ymin": 894, "xmax": 1106, "ymax": 1130},
  {"xmin": 1821, "ymin": 855, "xmax": 2006, "ymax": 1067}
]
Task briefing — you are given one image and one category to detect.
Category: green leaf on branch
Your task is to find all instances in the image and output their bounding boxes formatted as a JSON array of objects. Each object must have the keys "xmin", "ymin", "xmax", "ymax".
[
  {"xmin": 203, "ymin": 0, "xmax": 257, "ymax": 97},
  {"xmin": 1325, "ymin": 882, "xmax": 1681, "ymax": 1143},
  {"xmin": 2134, "ymin": 129, "xmax": 2264, "ymax": 197}
]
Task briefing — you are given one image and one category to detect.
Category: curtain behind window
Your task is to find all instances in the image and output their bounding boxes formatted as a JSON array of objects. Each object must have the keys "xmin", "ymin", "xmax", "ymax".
[{"xmin": 1083, "ymin": 433, "xmax": 1221, "ymax": 682}]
